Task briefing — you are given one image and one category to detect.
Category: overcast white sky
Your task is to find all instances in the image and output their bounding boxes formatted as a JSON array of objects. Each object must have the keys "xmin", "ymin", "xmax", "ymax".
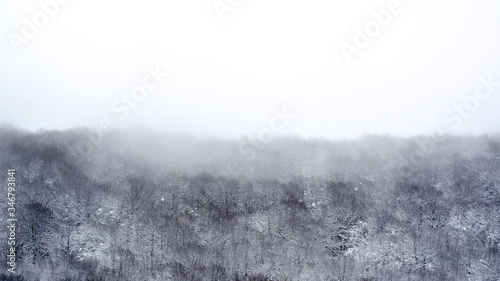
[{"xmin": 1, "ymin": 0, "xmax": 500, "ymax": 139}]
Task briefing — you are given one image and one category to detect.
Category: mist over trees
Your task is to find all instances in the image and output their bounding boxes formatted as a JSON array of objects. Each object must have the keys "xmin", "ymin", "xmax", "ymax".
[{"xmin": 0, "ymin": 126, "xmax": 499, "ymax": 280}]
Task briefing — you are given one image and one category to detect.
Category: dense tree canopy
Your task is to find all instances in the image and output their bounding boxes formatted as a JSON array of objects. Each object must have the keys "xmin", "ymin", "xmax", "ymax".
[{"xmin": 0, "ymin": 126, "xmax": 499, "ymax": 280}]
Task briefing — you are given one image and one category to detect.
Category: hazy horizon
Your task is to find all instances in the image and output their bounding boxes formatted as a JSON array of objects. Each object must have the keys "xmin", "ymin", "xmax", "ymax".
[{"xmin": 2, "ymin": 122, "xmax": 500, "ymax": 144}]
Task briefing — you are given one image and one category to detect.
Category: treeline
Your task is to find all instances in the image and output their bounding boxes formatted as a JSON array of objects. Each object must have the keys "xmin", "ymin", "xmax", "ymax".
[{"xmin": 0, "ymin": 126, "xmax": 499, "ymax": 280}]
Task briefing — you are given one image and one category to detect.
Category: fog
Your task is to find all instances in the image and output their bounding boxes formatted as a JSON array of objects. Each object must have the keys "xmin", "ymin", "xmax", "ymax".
[
  {"xmin": 1, "ymin": 0, "xmax": 500, "ymax": 139},
  {"xmin": 2, "ymin": 3, "xmax": 500, "ymax": 279}
]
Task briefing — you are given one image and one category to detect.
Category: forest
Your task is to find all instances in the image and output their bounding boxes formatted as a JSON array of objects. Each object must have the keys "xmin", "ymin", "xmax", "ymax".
[{"xmin": 0, "ymin": 125, "xmax": 499, "ymax": 281}]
